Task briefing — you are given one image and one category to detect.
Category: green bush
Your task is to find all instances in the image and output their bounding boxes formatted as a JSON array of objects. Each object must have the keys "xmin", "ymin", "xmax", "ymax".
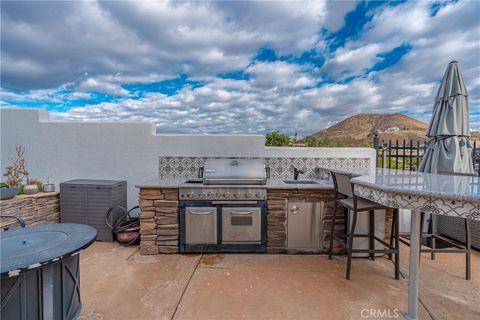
[
  {"xmin": 266, "ymin": 131, "xmax": 348, "ymax": 147},
  {"xmin": 265, "ymin": 131, "xmax": 291, "ymax": 146},
  {"xmin": 377, "ymin": 156, "xmax": 420, "ymax": 170},
  {"xmin": 304, "ymin": 135, "xmax": 346, "ymax": 147}
]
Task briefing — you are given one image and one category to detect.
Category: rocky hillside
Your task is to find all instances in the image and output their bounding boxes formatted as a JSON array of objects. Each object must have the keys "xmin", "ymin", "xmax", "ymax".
[{"xmin": 310, "ymin": 113, "xmax": 429, "ymax": 147}]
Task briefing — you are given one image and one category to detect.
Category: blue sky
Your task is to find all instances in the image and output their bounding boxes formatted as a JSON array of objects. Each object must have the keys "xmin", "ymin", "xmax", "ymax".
[{"xmin": 1, "ymin": 0, "xmax": 479, "ymax": 135}]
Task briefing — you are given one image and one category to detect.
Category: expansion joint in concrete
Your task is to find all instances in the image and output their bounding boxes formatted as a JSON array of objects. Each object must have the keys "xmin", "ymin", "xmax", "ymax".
[{"xmin": 171, "ymin": 253, "xmax": 204, "ymax": 320}]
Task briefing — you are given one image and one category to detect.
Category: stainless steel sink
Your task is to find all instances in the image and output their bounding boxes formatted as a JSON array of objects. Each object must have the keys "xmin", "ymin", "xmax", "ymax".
[
  {"xmin": 282, "ymin": 180, "xmax": 318, "ymax": 184},
  {"xmin": 184, "ymin": 179, "xmax": 203, "ymax": 184}
]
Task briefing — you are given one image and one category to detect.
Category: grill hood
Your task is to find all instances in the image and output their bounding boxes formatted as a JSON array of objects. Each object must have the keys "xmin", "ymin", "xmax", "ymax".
[{"xmin": 203, "ymin": 159, "xmax": 266, "ymax": 185}]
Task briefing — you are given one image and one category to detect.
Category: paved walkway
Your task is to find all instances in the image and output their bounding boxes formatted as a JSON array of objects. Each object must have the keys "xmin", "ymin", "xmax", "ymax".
[{"xmin": 78, "ymin": 243, "xmax": 479, "ymax": 320}]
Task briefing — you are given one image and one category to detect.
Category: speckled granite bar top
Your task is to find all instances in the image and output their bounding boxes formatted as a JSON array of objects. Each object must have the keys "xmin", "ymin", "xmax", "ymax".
[{"xmin": 351, "ymin": 168, "xmax": 480, "ymax": 202}]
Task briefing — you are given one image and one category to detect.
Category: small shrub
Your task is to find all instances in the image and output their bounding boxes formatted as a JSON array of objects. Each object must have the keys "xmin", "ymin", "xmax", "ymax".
[
  {"xmin": 2, "ymin": 145, "xmax": 29, "ymax": 187},
  {"xmin": 29, "ymin": 179, "xmax": 44, "ymax": 192}
]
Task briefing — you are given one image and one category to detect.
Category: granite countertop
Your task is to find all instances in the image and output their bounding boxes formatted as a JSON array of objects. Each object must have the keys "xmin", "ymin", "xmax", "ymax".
[
  {"xmin": 136, "ymin": 178, "xmax": 334, "ymax": 189},
  {"xmin": 136, "ymin": 178, "xmax": 189, "ymax": 189},
  {"xmin": 351, "ymin": 168, "xmax": 480, "ymax": 202},
  {"xmin": 266, "ymin": 179, "xmax": 333, "ymax": 189}
]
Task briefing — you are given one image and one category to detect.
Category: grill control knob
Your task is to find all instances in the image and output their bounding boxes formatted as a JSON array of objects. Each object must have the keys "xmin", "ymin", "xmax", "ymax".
[
  {"xmin": 245, "ymin": 192, "xmax": 252, "ymax": 198},
  {"xmin": 197, "ymin": 192, "xmax": 204, "ymax": 198},
  {"xmin": 234, "ymin": 192, "xmax": 241, "ymax": 198},
  {"xmin": 187, "ymin": 192, "xmax": 195, "ymax": 198},
  {"xmin": 216, "ymin": 191, "xmax": 223, "ymax": 197},
  {"xmin": 223, "ymin": 192, "xmax": 231, "ymax": 198},
  {"xmin": 207, "ymin": 192, "xmax": 213, "ymax": 198},
  {"xmin": 255, "ymin": 191, "xmax": 263, "ymax": 198}
]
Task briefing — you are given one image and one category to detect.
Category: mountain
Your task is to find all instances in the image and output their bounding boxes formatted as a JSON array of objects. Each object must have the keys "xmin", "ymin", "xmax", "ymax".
[{"xmin": 309, "ymin": 113, "xmax": 429, "ymax": 147}]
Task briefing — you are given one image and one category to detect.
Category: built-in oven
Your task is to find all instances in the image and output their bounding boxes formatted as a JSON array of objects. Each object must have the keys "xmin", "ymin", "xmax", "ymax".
[
  {"xmin": 222, "ymin": 206, "xmax": 262, "ymax": 244},
  {"xmin": 179, "ymin": 158, "xmax": 268, "ymax": 253},
  {"xmin": 179, "ymin": 199, "xmax": 267, "ymax": 253}
]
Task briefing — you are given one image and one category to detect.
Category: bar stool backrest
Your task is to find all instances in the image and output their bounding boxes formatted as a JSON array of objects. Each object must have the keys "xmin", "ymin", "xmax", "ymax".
[{"xmin": 330, "ymin": 171, "xmax": 354, "ymax": 198}]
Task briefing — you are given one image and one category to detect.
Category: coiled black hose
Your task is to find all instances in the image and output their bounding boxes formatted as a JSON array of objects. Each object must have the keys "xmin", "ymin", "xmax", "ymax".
[{"xmin": 105, "ymin": 205, "xmax": 140, "ymax": 246}]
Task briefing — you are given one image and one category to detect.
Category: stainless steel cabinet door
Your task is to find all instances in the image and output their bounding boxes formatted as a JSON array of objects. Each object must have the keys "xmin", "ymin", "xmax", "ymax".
[
  {"xmin": 287, "ymin": 202, "xmax": 324, "ymax": 249},
  {"xmin": 185, "ymin": 207, "xmax": 217, "ymax": 244},
  {"xmin": 222, "ymin": 207, "xmax": 261, "ymax": 243}
]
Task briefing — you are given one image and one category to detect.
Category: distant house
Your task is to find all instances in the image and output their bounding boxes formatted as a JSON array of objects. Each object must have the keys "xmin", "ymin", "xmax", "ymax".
[
  {"xmin": 291, "ymin": 143, "xmax": 307, "ymax": 147},
  {"xmin": 385, "ymin": 127, "xmax": 400, "ymax": 133}
]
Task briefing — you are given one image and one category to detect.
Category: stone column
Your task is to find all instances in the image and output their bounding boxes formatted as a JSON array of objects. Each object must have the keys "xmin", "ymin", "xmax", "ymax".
[{"xmin": 138, "ymin": 188, "xmax": 179, "ymax": 255}]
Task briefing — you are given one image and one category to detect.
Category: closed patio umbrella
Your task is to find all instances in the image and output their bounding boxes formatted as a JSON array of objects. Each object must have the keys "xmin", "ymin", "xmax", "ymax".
[{"xmin": 418, "ymin": 60, "xmax": 474, "ymax": 174}]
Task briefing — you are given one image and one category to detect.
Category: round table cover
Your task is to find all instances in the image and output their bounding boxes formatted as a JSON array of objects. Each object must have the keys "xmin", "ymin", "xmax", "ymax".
[{"xmin": 1, "ymin": 223, "xmax": 96, "ymax": 278}]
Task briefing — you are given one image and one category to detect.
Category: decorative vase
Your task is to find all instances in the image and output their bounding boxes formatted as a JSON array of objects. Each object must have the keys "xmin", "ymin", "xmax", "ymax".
[
  {"xmin": 43, "ymin": 183, "xmax": 55, "ymax": 192},
  {"xmin": 24, "ymin": 184, "xmax": 38, "ymax": 195},
  {"xmin": 0, "ymin": 187, "xmax": 20, "ymax": 200}
]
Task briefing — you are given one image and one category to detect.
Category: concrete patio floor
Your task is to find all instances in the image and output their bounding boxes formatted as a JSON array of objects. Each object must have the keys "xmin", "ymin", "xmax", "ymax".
[{"xmin": 78, "ymin": 243, "xmax": 479, "ymax": 320}]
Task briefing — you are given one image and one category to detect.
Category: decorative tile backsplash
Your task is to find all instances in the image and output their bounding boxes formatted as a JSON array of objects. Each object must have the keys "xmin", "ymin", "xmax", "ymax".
[
  {"xmin": 158, "ymin": 156, "xmax": 207, "ymax": 179},
  {"xmin": 159, "ymin": 156, "xmax": 370, "ymax": 180},
  {"xmin": 265, "ymin": 157, "xmax": 370, "ymax": 179}
]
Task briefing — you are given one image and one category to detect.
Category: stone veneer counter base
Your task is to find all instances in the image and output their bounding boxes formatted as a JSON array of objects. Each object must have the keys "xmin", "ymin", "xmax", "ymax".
[
  {"xmin": 0, "ymin": 192, "xmax": 60, "ymax": 229},
  {"xmin": 138, "ymin": 188, "xmax": 179, "ymax": 254},
  {"xmin": 137, "ymin": 184, "xmax": 346, "ymax": 255}
]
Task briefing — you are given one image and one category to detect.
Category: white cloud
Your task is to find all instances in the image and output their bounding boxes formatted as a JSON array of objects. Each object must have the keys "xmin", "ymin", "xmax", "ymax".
[
  {"xmin": 2, "ymin": 0, "xmax": 479, "ymax": 134},
  {"xmin": 246, "ymin": 61, "xmax": 316, "ymax": 89},
  {"xmin": 321, "ymin": 0, "xmax": 480, "ymax": 123},
  {"xmin": 76, "ymin": 78, "xmax": 129, "ymax": 96},
  {"xmin": 1, "ymin": 0, "xmax": 329, "ymax": 90},
  {"xmin": 0, "ymin": 88, "xmax": 61, "ymax": 103},
  {"xmin": 49, "ymin": 65, "xmax": 387, "ymax": 136},
  {"xmin": 67, "ymin": 92, "xmax": 93, "ymax": 100},
  {"xmin": 323, "ymin": 0, "xmax": 357, "ymax": 32},
  {"xmin": 323, "ymin": 43, "xmax": 386, "ymax": 79},
  {"xmin": 211, "ymin": 1, "xmax": 327, "ymax": 55},
  {"xmin": 362, "ymin": 1, "xmax": 432, "ymax": 42}
]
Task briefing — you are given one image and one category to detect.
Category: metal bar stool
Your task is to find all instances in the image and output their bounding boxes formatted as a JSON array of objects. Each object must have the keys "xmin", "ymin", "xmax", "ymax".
[
  {"xmin": 391, "ymin": 171, "xmax": 472, "ymax": 280},
  {"xmin": 328, "ymin": 171, "xmax": 400, "ymax": 280}
]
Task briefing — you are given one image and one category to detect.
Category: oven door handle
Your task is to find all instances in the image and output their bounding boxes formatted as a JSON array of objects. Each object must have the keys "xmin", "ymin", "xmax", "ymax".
[
  {"xmin": 229, "ymin": 210, "xmax": 255, "ymax": 215},
  {"xmin": 188, "ymin": 210, "xmax": 214, "ymax": 215}
]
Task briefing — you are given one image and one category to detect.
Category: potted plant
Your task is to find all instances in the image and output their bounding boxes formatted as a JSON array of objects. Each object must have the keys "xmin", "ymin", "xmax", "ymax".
[
  {"xmin": 24, "ymin": 178, "xmax": 43, "ymax": 195},
  {"xmin": 1, "ymin": 145, "xmax": 29, "ymax": 200}
]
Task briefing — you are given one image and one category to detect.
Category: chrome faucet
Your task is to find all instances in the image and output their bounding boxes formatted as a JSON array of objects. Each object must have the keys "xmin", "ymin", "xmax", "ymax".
[{"xmin": 293, "ymin": 167, "xmax": 305, "ymax": 180}]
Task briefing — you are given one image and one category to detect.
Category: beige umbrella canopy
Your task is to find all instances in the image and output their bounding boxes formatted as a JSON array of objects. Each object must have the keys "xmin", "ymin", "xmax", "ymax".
[{"xmin": 418, "ymin": 60, "xmax": 474, "ymax": 174}]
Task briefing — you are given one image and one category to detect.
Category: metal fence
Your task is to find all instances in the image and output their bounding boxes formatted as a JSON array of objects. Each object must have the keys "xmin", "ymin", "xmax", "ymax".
[{"xmin": 373, "ymin": 138, "xmax": 480, "ymax": 176}]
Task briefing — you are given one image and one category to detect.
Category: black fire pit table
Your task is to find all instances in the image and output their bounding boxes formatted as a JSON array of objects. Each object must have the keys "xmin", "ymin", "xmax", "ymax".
[{"xmin": 1, "ymin": 223, "xmax": 96, "ymax": 320}]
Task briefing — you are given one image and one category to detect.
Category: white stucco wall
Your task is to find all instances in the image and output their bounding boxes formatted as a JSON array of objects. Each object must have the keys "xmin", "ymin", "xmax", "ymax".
[{"xmin": 1, "ymin": 109, "xmax": 376, "ymax": 205}]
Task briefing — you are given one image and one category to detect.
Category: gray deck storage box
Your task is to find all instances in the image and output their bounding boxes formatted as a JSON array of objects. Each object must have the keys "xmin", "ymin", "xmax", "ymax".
[{"xmin": 60, "ymin": 179, "xmax": 127, "ymax": 241}]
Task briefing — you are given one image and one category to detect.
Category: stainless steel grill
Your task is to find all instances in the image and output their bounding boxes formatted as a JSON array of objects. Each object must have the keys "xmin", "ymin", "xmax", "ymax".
[
  {"xmin": 179, "ymin": 158, "xmax": 267, "ymax": 201},
  {"xmin": 179, "ymin": 158, "xmax": 267, "ymax": 253}
]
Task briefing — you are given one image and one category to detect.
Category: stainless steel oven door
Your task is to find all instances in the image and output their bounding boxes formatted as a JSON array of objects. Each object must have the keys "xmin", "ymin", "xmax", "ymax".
[
  {"xmin": 185, "ymin": 207, "xmax": 217, "ymax": 244},
  {"xmin": 221, "ymin": 207, "xmax": 261, "ymax": 244}
]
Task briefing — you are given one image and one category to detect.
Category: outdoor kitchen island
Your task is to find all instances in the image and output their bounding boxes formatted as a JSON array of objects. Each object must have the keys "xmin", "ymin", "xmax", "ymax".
[{"xmin": 136, "ymin": 177, "xmax": 346, "ymax": 255}]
